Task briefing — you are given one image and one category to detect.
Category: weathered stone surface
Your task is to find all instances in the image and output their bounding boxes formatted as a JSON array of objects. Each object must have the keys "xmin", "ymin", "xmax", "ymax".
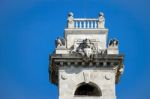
[
  {"xmin": 59, "ymin": 67, "xmax": 116, "ymax": 98},
  {"xmin": 65, "ymin": 29, "xmax": 108, "ymax": 50},
  {"xmin": 49, "ymin": 54, "xmax": 124, "ymax": 86},
  {"xmin": 49, "ymin": 12, "xmax": 124, "ymax": 99}
]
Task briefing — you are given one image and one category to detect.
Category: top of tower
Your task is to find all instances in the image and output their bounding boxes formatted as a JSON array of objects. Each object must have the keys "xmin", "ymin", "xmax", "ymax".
[
  {"xmin": 67, "ymin": 12, "xmax": 105, "ymax": 29},
  {"xmin": 49, "ymin": 12, "xmax": 124, "ymax": 85},
  {"xmin": 54, "ymin": 12, "xmax": 119, "ymax": 55}
]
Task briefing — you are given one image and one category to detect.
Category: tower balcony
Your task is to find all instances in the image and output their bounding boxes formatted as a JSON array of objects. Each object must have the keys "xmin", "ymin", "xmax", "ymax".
[
  {"xmin": 67, "ymin": 12, "xmax": 105, "ymax": 29},
  {"xmin": 73, "ymin": 18, "xmax": 99, "ymax": 29}
]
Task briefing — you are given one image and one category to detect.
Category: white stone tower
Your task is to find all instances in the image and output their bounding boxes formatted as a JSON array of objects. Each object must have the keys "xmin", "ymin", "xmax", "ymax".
[{"xmin": 49, "ymin": 12, "xmax": 124, "ymax": 99}]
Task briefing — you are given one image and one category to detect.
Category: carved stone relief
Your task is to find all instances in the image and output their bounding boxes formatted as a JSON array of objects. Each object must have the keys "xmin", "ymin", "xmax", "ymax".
[{"xmin": 71, "ymin": 39, "xmax": 96, "ymax": 58}]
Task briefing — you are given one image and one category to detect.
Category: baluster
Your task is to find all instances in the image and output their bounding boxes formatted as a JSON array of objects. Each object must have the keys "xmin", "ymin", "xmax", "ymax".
[
  {"xmin": 75, "ymin": 21, "xmax": 78, "ymax": 28},
  {"xmin": 83, "ymin": 21, "xmax": 86, "ymax": 28},
  {"xmin": 91, "ymin": 21, "xmax": 93, "ymax": 28},
  {"xmin": 96, "ymin": 21, "xmax": 98, "ymax": 28},
  {"xmin": 79, "ymin": 21, "xmax": 82, "ymax": 28},
  {"xmin": 74, "ymin": 21, "xmax": 76, "ymax": 28},
  {"xmin": 74, "ymin": 19, "xmax": 99, "ymax": 29},
  {"xmin": 94, "ymin": 21, "xmax": 97, "ymax": 28},
  {"xmin": 87, "ymin": 21, "xmax": 89, "ymax": 28}
]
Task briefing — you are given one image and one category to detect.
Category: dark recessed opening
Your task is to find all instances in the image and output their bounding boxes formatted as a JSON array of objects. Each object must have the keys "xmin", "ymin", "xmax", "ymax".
[
  {"xmin": 74, "ymin": 83, "xmax": 102, "ymax": 96},
  {"xmin": 100, "ymin": 62, "xmax": 103, "ymax": 66},
  {"xmin": 107, "ymin": 62, "xmax": 111, "ymax": 66}
]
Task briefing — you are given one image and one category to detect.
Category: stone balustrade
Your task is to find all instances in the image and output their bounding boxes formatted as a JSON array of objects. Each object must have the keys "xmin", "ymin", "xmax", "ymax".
[
  {"xmin": 74, "ymin": 19, "xmax": 99, "ymax": 29},
  {"xmin": 67, "ymin": 12, "xmax": 105, "ymax": 29}
]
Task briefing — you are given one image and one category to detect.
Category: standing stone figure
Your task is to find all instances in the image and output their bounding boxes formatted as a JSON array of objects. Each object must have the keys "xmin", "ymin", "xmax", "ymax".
[
  {"xmin": 67, "ymin": 12, "xmax": 74, "ymax": 28},
  {"xmin": 98, "ymin": 12, "xmax": 105, "ymax": 28}
]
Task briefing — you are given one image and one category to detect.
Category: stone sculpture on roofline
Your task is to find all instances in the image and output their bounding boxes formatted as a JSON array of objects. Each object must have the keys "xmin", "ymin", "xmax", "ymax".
[{"xmin": 49, "ymin": 12, "xmax": 124, "ymax": 99}]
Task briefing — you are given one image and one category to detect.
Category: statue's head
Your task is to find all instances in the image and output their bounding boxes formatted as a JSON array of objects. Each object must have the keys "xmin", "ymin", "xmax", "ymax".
[
  {"xmin": 68, "ymin": 12, "xmax": 74, "ymax": 17},
  {"xmin": 99, "ymin": 12, "xmax": 104, "ymax": 17}
]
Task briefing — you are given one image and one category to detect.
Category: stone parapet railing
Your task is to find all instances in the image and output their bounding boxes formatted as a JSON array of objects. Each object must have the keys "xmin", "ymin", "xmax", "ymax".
[
  {"xmin": 67, "ymin": 12, "xmax": 105, "ymax": 29},
  {"xmin": 74, "ymin": 18, "xmax": 98, "ymax": 29}
]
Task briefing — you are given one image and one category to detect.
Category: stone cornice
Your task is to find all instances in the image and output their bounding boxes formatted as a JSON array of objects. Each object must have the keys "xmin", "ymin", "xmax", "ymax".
[{"xmin": 49, "ymin": 54, "xmax": 124, "ymax": 85}]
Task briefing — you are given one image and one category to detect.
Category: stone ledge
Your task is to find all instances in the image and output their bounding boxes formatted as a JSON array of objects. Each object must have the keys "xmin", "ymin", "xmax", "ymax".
[{"xmin": 49, "ymin": 54, "xmax": 124, "ymax": 85}]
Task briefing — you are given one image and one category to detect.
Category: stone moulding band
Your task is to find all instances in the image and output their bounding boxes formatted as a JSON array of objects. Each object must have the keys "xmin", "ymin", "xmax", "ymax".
[{"xmin": 49, "ymin": 54, "xmax": 124, "ymax": 85}]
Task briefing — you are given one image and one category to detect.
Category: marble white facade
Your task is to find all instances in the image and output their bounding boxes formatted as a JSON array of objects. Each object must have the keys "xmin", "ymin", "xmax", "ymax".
[{"xmin": 50, "ymin": 12, "xmax": 124, "ymax": 99}]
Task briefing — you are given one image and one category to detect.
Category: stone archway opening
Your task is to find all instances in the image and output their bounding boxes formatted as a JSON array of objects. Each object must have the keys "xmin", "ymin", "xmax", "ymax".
[{"xmin": 74, "ymin": 83, "xmax": 102, "ymax": 96}]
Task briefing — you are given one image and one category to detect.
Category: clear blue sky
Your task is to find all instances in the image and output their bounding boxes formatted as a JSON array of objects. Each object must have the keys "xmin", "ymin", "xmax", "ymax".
[{"xmin": 0, "ymin": 0, "xmax": 150, "ymax": 99}]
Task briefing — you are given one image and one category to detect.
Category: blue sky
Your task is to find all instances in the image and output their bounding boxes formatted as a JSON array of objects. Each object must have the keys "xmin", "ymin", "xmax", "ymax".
[{"xmin": 0, "ymin": 0, "xmax": 150, "ymax": 99}]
